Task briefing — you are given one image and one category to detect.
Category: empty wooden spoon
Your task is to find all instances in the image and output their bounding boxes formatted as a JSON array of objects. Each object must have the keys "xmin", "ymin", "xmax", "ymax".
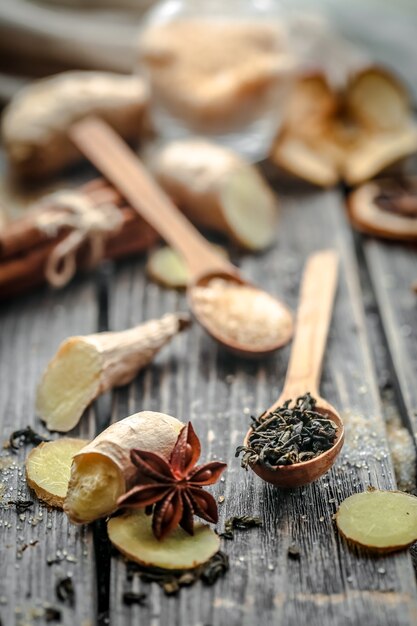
[
  {"xmin": 243, "ymin": 249, "xmax": 344, "ymax": 487},
  {"xmin": 69, "ymin": 117, "xmax": 293, "ymax": 357}
]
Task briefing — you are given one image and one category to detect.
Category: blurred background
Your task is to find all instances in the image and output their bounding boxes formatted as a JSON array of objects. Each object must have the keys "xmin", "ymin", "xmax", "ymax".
[{"xmin": 1, "ymin": 0, "xmax": 417, "ymax": 104}]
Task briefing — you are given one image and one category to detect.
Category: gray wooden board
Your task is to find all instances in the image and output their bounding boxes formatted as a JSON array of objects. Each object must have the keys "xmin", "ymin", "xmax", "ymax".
[
  {"xmin": 363, "ymin": 239, "xmax": 417, "ymax": 443},
  {"xmin": 0, "ymin": 279, "xmax": 98, "ymax": 626},
  {"xmin": 107, "ymin": 190, "xmax": 417, "ymax": 626}
]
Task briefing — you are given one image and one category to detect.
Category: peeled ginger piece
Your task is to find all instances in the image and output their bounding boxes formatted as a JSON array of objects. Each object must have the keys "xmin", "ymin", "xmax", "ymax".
[
  {"xmin": 64, "ymin": 411, "xmax": 183, "ymax": 524},
  {"xmin": 336, "ymin": 489, "xmax": 417, "ymax": 553},
  {"xmin": 108, "ymin": 510, "xmax": 220, "ymax": 570},
  {"xmin": 26, "ymin": 438, "xmax": 89, "ymax": 508},
  {"xmin": 147, "ymin": 138, "xmax": 278, "ymax": 251},
  {"xmin": 36, "ymin": 313, "xmax": 189, "ymax": 432},
  {"xmin": 147, "ymin": 244, "xmax": 228, "ymax": 289}
]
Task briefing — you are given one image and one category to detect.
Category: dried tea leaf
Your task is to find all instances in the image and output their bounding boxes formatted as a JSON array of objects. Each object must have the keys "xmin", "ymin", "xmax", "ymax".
[
  {"xmin": 200, "ymin": 550, "xmax": 229, "ymax": 585},
  {"xmin": 55, "ymin": 577, "xmax": 75, "ymax": 607},
  {"xmin": 108, "ymin": 510, "xmax": 220, "ymax": 570},
  {"xmin": 221, "ymin": 515, "xmax": 263, "ymax": 540},
  {"xmin": 9, "ymin": 426, "xmax": 50, "ymax": 452},
  {"xmin": 287, "ymin": 544, "xmax": 301, "ymax": 560},
  {"xmin": 122, "ymin": 591, "xmax": 148, "ymax": 606},
  {"xmin": 336, "ymin": 490, "xmax": 417, "ymax": 552},
  {"xmin": 8, "ymin": 500, "xmax": 34, "ymax": 514},
  {"xmin": 125, "ymin": 550, "xmax": 229, "ymax": 595},
  {"xmin": 44, "ymin": 607, "xmax": 62, "ymax": 623},
  {"xmin": 237, "ymin": 393, "xmax": 337, "ymax": 469}
]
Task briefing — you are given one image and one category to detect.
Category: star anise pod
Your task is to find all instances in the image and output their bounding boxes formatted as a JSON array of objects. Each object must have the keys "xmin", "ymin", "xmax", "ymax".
[{"xmin": 117, "ymin": 422, "xmax": 227, "ymax": 540}]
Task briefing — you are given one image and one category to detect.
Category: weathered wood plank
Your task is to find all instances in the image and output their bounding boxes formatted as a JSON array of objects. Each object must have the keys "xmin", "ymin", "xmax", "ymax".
[
  {"xmin": 363, "ymin": 239, "xmax": 417, "ymax": 444},
  {"xmin": 0, "ymin": 280, "xmax": 98, "ymax": 626},
  {"xmin": 107, "ymin": 190, "xmax": 417, "ymax": 626}
]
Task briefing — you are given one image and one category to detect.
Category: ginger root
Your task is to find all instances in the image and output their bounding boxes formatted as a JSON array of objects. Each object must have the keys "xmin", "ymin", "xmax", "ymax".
[
  {"xmin": 146, "ymin": 244, "xmax": 228, "ymax": 289},
  {"xmin": 36, "ymin": 312, "xmax": 190, "ymax": 433},
  {"xmin": 336, "ymin": 489, "xmax": 417, "ymax": 553},
  {"xmin": 1, "ymin": 71, "xmax": 148, "ymax": 179},
  {"xmin": 271, "ymin": 67, "xmax": 417, "ymax": 187},
  {"xmin": 64, "ymin": 411, "xmax": 183, "ymax": 524},
  {"xmin": 147, "ymin": 138, "xmax": 278, "ymax": 251},
  {"xmin": 26, "ymin": 438, "xmax": 89, "ymax": 508},
  {"xmin": 108, "ymin": 510, "xmax": 220, "ymax": 570}
]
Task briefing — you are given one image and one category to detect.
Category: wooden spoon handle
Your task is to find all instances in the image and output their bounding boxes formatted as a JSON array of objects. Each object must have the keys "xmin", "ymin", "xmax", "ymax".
[
  {"xmin": 69, "ymin": 117, "xmax": 233, "ymax": 280},
  {"xmin": 275, "ymin": 249, "xmax": 339, "ymax": 406}
]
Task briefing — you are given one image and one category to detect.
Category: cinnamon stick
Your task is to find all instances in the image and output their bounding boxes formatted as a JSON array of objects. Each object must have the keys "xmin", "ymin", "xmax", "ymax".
[
  {"xmin": 0, "ymin": 180, "xmax": 125, "ymax": 259},
  {"xmin": 0, "ymin": 181, "xmax": 158, "ymax": 300}
]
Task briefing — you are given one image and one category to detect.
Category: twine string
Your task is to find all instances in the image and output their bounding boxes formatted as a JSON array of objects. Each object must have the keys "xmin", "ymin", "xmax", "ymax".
[{"xmin": 34, "ymin": 190, "xmax": 123, "ymax": 287}]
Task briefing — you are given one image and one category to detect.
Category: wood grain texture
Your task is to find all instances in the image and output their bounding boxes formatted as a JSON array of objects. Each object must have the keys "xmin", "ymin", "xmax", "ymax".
[
  {"xmin": 0, "ymin": 279, "xmax": 98, "ymax": 626},
  {"xmin": 364, "ymin": 239, "xmax": 417, "ymax": 443},
  {"xmin": 107, "ymin": 191, "xmax": 417, "ymax": 626}
]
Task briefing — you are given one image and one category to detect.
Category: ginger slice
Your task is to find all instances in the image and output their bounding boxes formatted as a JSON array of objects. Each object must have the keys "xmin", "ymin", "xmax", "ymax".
[
  {"xmin": 147, "ymin": 244, "xmax": 228, "ymax": 289},
  {"xmin": 64, "ymin": 411, "xmax": 183, "ymax": 524},
  {"xmin": 108, "ymin": 510, "xmax": 220, "ymax": 570},
  {"xmin": 36, "ymin": 312, "xmax": 190, "ymax": 432},
  {"xmin": 336, "ymin": 490, "xmax": 417, "ymax": 553},
  {"xmin": 26, "ymin": 438, "xmax": 88, "ymax": 508},
  {"xmin": 147, "ymin": 138, "xmax": 278, "ymax": 251},
  {"xmin": 347, "ymin": 181, "xmax": 417, "ymax": 241}
]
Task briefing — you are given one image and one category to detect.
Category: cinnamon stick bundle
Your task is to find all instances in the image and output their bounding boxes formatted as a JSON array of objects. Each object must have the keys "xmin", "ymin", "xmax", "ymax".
[{"xmin": 0, "ymin": 179, "xmax": 158, "ymax": 300}]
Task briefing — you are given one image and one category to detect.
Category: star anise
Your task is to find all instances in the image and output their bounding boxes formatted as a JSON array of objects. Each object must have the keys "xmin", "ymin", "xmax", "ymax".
[{"xmin": 117, "ymin": 422, "xmax": 227, "ymax": 540}]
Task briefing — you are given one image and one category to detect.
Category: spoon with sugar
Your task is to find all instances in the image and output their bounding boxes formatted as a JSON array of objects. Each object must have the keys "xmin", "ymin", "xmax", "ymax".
[
  {"xmin": 241, "ymin": 249, "xmax": 344, "ymax": 487},
  {"xmin": 69, "ymin": 117, "xmax": 293, "ymax": 357}
]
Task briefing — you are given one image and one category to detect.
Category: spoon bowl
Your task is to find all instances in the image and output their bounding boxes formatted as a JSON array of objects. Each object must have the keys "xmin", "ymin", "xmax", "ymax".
[
  {"xmin": 240, "ymin": 249, "xmax": 344, "ymax": 488},
  {"xmin": 188, "ymin": 270, "xmax": 294, "ymax": 358},
  {"xmin": 244, "ymin": 401, "xmax": 344, "ymax": 488},
  {"xmin": 69, "ymin": 118, "xmax": 294, "ymax": 357}
]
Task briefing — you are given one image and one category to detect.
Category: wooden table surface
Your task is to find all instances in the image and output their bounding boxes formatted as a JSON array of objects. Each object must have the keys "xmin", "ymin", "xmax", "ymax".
[{"xmin": 0, "ymin": 171, "xmax": 416, "ymax": 626}]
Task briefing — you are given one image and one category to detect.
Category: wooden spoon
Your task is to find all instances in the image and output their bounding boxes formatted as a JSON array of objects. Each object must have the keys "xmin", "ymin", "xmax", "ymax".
[
  {"xmin": 69, "ymin": 117, "xmax": 294, "ymax": 357},
  {"xmin": 244, "ymin": 249, "xmax": 344, "ymax": 487}
]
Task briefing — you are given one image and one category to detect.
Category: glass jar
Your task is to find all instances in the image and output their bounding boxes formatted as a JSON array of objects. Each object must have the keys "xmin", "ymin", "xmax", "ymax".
[{"xmin": 137, "ymin": 0, "xmax": 295, "ymax": 161}]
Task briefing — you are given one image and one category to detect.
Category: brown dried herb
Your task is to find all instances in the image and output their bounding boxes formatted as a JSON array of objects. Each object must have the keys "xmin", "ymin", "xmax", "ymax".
[
  {"xmin": 122, "ymin": 591, "xmax": 148, "ymax": 606},
  {"xmin": 125, "ymin": 550, "xmax": 229, "ymax": 596},
  {"xmin": 200, "ymin": 551, "xmax": 229, "ymax": 585},
  {"xmin": 287, "ymin": 544, "xmax": 301, "ymax": 560},
  {"xmin": 55, "ymin": 577, "xmax": 75, "ymax": 607},
  {"xmin": 44, "ymin": 607, "xmax": 62, "ymax": 622},
  {"xmin": 9, "ymin": 426, "xmax": 50, "ymax": 452},
  {"xmin": 236, "ymin": 393, "xmax": 337, "ymax": 469},
  {"xmin": 220, "ymin": 515, "xmax": 263, "ymax": 540},
  {"xmin": 8, "ymin": 499, "xmax": 34, "ymax": 514}
]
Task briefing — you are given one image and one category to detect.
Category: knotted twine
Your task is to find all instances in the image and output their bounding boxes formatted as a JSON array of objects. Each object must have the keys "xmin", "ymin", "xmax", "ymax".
[{"xmin": 34, "ymin": 189, "xmax": 123, "ymax": 288}]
